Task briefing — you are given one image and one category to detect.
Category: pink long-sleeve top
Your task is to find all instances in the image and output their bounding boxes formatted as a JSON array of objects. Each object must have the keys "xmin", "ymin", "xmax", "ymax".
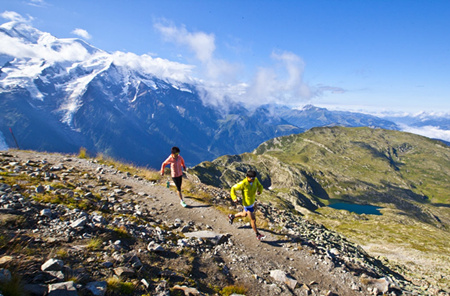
[{"xmin": 160, "ymin": 154, "xmax": 186, "ymax": 177}]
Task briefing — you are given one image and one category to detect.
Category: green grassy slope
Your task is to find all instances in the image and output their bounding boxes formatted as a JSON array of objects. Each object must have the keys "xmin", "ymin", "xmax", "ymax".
[{"xmin": 189, "ymin": 126, "xmax": 450, "ymax": 288}]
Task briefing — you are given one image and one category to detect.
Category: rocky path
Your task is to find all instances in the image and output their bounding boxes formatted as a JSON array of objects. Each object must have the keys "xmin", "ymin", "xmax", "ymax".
[
  {"xmin": 110, "ymin": 178, "xmax": 360, "ymax": 296},
  {"xmin": 0, "ymin": 150, "xmax": 420, "ymax": 296}
]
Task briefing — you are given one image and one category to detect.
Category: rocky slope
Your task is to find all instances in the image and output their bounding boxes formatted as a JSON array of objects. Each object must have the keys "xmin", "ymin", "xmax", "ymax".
[{"xmin": 0, "ymin": 150, "xmax": 446, "ymax": 296}]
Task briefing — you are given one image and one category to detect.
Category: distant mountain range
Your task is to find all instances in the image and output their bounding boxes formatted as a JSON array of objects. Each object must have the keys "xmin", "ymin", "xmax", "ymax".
[
  {"xmin": 268, "ymin": 104, "xmax": 400, "ymax": 130},
  {"xmin": 384, "ymin": 112, "xmax": 450, "ymax": 130},
  {"xmin": 0, "ymin": 18, "xmax": 448, "ymax": 168},
  {"xmin": 382, "ymin": 113, "xmax": 450, "ymax": 145}
]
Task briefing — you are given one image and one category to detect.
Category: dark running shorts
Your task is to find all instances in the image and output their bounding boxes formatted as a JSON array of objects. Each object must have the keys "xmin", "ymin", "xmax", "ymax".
[
  {"xmin": 172, "ymin": 176, "xmax": 182, "ymax": 191},
  {"xmin": 243, "ymin": 204, "xmax": 255, "ymax": 213}
]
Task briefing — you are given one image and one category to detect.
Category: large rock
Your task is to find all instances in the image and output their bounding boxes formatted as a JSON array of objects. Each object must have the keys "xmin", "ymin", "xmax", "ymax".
[
  {"xmin": 270, "ymin": 269, "xmax": 298, "ymax": 290},
  {"xmin": 41, "ymin": 259, "xmax": 63, "ymax": 271},
  {"xmin": 183, "ymin": 230, "xmax": 229, "ymax": 245},
  {"xmin": 85, "ymin": 281, "xmax": 107, "ymax": 296},
  {"xmin": 48, "ymin": 281, "xmax": 77, "ymax": 296}
]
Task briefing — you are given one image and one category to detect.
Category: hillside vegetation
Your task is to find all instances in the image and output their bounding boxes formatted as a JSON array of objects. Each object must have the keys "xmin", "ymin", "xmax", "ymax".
[{"xmin": 189, "ymin": 126, "xmax": 450, "ymax": 289}]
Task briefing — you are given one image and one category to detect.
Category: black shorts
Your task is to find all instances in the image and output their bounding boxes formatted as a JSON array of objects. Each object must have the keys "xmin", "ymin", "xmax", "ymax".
[{"xmin": 172, "ymin": 176, "xmax": 182, "ymax": 191}]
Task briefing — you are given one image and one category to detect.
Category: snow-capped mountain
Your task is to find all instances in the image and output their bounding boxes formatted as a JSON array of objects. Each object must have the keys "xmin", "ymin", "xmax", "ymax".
[
  {"xmin": 4, "ymin": 17, "xmax": 434, "ymax": 167},
  {"xmin": 0, "ymin": 18, "xmax": 303, "ymax": 167}
]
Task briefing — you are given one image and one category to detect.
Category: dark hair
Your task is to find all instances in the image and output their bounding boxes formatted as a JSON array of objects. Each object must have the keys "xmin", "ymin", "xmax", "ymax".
[
  {"xmin": 171, "ymin": 146, "xmax": 180, "ymax": 154},
  {"xmin": 246, "ymin": 170, "xmax": 256, "ymax": 178}
]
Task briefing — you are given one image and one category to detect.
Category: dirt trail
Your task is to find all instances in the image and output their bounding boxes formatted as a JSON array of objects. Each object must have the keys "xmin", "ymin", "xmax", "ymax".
[{"xmin": 108, "ymin": 175, "xmax": 361, "ymax": 295}]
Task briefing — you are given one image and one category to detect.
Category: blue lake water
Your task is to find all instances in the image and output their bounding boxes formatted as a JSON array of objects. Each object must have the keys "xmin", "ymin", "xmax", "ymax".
[{"xmin": 328, "ymin": 202, "xmax": 382, "ymax": 215}]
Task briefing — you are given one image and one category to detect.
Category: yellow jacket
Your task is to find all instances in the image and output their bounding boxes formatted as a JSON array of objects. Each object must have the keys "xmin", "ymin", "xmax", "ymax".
[{"xmin": 230, "ymin": 177, "xmax": 263, "ymax": 206}]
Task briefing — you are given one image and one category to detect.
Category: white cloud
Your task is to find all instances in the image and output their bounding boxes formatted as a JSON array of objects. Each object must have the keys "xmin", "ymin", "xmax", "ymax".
[
  {"xmin": 154, "ymin": 21, "xmax": 239, "ymax": 82},
  {"xmin": 244, "ymin": 51, "xmax": 314, "ymax": 106},
  {"xmin": 1, "ymin": 11, "xmax": 33, "ymax": 23},
  {"xmin": 72, "ymin": 28, "xmax": 92, "ymax": 40},
  {"xmin": 27, "ymin": 0, "xmax": 49, "ymax": 8},
  {"xmin": 0, "ymin": 32, "xmax": 35, "ymax": 57},
  {"xmin": 154, "ymin": 21, "xmax": 318, "ymax": 107},
  {"xmin": 399, "ymin": 124, "xmax": 450, "ymax": 142},
  {"xmin": 0, "ymin": 13, "xmax": 335, "ymax": 111},
  {"xmin": 111, "ymin": 51, "xmax": 195, "ymax": 82},
  {"xmin": 155, "ymin": 22, "xmax": 215, "ymax": 62}
]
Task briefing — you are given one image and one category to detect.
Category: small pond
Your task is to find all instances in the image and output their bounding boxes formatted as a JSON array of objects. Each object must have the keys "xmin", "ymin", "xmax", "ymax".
[{"xmin": 328, "ymin": 202, "xmax": 382, "ymax": 215}]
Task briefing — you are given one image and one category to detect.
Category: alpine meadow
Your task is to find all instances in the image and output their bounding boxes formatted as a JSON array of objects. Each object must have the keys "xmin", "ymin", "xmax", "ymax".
[{"xmin": 190, "ymin": 126, "xmax": 450, "ymax": 291}]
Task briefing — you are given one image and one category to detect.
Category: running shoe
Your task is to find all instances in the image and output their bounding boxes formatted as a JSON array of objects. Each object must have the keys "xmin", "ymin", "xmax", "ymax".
[
  {"xmin": 256, "ymin": 232, "xmax": 265, "ymax": 241},
  {"xmin": 180, "ymin": 200, "xmax": 187, "ymax": 207},
  {"xmin": 228, "ymin": 214, "xmax": 235, "ymax": 225}
]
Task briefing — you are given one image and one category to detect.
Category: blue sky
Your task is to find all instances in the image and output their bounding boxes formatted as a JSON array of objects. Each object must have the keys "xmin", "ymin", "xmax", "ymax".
[{"xmin": 1, "ymin": 0, "xmax": 450, "ymax": 114}]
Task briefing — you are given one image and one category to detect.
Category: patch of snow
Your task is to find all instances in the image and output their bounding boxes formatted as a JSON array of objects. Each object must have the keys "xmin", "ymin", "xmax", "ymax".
[
  {"xmin": 60, "ymin": 73, "xmax": 97, "ymax": 126},
  {"xmin": 0, "ymin": 131, "xmax": 8, "ymax": 151},
  {"xmin": 0, "ymin": 58, "xmax": 45, "ymax": 100},
  {"xmin": 58, "ymin": 55, "xmax": 112, "ymax": 127},
  {"xmin": 176, "ymin": 106, "xmax": 186, "ymax": 116},
  {"xmin": 172, "ymin": 84, "xmax": 192, "ymax": 93}
]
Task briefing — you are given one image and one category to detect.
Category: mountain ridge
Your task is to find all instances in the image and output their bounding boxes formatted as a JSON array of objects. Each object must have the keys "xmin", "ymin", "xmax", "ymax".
[
  {"xmin": 189, "ymin": 126, "xmax": 450, "ymax": 291},
  {"xmin": 1, "ymin": 17, "xmax": 411, "ymax": 169}
]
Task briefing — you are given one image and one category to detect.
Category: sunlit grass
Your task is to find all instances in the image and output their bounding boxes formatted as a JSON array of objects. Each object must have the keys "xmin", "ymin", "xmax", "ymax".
[
  {"xmin": 78, "ymin": 147, "xmax": 88, "ymax": 159},
  {"xmin": 110, "ymin": 226, "xmax": 131, "ymax": 239},
  {"xmin": 106, "ymin": 277, "xmax": 135, "ymax": 295},
  {"xmin": 86, "ymin": 238, "xmax": 103, "ymax": 251},
  {"xmin": 55, "ymin": 248, "xmax": 69, "ymax": 259},
  {"xmin": 220, "ymin": 284, "xmax": 248, "ymax": 296},
  {"xmin": 94, "ymin": 153, "xmax": 162, "ymax": 183}
]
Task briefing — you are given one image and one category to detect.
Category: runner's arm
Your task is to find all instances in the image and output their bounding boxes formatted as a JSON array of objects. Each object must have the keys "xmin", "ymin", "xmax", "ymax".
[
  {"xmin": 230, "ymin": 182, "xmax": 243, "ymax": 202},
  {"xmin": 256, "ymin": 179, "xmax": 263, "ymax": 195},
  {"xmin": 180, "ymin": 156, "xmax": 187, "ymax": 171},
  {"xmin": 160, "ymin": 156, "xmax": 171, "ymax": 175}
]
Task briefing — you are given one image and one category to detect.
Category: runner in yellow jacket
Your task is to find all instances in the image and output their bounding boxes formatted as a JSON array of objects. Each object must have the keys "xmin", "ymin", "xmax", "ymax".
[{"xmin": 228, "ymin": 170, "xmax": 265, "ymax": 240}]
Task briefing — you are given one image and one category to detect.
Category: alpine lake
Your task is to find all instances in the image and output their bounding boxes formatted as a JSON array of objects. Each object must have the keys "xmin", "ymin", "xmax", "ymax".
[{"xmin": 326, "ymin": 201, "xmax": 382, "ymax": 215}]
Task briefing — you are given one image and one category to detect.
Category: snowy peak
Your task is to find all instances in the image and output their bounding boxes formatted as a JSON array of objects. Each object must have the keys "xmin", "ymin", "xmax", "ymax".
[
  {"xmin": 0, "ymin": 18, "xmax": 43, "ymax": 44},
  {"xmin": 301, "ymin": 104, "xmax": 325, "ymax": 112},
  {"xmin": 0, "ymin": 17, "xmax": 102, "ymax": 57}
]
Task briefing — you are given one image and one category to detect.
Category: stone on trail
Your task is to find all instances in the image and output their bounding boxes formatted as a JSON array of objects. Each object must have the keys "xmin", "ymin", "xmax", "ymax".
[{"xmin": 270, "ymin": 269, "xmax": 298, "ymax": 290}]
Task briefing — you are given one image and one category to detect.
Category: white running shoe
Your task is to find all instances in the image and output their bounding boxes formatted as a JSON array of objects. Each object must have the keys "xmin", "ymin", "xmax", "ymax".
[{"xmin": 256, "ymin": 233, "xmax": 265, "ymax": 241}]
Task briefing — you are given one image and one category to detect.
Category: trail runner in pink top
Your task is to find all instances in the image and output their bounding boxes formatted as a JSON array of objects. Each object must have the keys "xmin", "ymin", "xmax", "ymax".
[{"xmin": 160, "ymin": 146, "xmax": 187, "ymax": 207}]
